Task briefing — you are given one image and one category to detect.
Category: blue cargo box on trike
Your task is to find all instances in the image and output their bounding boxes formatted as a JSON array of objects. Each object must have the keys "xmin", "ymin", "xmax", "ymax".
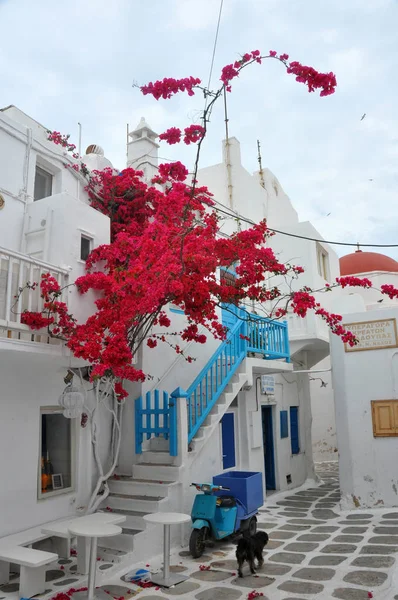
[{"xmin": 189, "ymin": 471, "xmax": 264, "ymax": 558}]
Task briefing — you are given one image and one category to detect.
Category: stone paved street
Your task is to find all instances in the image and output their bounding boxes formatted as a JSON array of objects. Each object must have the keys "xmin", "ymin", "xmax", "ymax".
[
  {"xmin": 2, "ymin": 463, "xmax": 398, "ymax": 600},
  {"xmin": 130, "ymin": 462, "xmax": 398, "ymax": 600}
]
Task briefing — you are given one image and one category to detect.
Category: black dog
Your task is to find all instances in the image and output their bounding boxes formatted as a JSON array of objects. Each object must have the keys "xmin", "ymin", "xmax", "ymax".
[{"xmin": 236, "ymin": 531, "xmax": 269, "ymax": 577}]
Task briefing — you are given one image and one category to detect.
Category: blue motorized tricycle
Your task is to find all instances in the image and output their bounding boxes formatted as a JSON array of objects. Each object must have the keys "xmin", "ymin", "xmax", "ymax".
[{"xmin": 189, "ymin": 471, "xmax": 263, "ymax": 558}]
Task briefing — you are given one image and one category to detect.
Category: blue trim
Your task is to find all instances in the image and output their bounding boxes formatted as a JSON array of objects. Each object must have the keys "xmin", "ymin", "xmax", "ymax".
[
  {"xmin": 221, "ymin": 413, "xmax": 236, "ymax": 469},
  {"xmin": 280, "ymin": 410, "xmax": 288, "ymax": 438},
  {"xmin": 134, "ymin": 310, "xmax": 290, "ymax": 455},
  {"xmin": 169, "ymin": 305, "xmax": 184, "ymax": 314},
  {"xmin": 246, "ymin": 316, "xmax": 290, "ymax": 361},
  {"xmin": 186, "ymin": 317, "xmax": 246, "ymax": 443},
  {"xmin": 290, "ymin": 406, "xmax": 299, "ymax": 454}
]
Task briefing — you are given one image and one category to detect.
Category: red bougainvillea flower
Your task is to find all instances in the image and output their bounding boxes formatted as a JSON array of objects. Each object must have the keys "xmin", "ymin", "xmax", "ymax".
[
  {"xmin": 183, "ymin": 125, "xmax": 205, "ymax": 144},
  {"xmin": 287, "ymin": 61, "xmax": 337, "ymax": 96},
  {"xmin": 141, "ymin": 76, "xmax": 201, "ymax": 100},
  {"xmin": 159, "ymin": 127, "xmax": 181, "ymax": 145},
  {"xmin": 157, "ymin": 161, "xmax": 189, "ymax": 182}
]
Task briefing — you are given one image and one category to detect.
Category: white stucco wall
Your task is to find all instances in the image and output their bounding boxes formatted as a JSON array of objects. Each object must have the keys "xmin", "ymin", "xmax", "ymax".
[
  {"xmin": 331, "ymin": 306, "xmax": 398, "ymax": 508},
  {"xmin": 310, "ymin": 357, "xmax": 337, "ymax": 463}
]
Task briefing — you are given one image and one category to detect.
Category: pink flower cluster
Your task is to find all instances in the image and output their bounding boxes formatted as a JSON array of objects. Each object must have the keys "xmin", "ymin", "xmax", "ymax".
[
  {"xmin": 287, "ymin": 61, "xmax": 337, "ymax": 96},
  {"xmin": 141, "ymin": 76, "xmax": 201, "ymax": 100},
  {"xmin": 247, "ymin": 591, "xmax": 264, "ymax": 600},
  {"xmin": 221, "ymin": 50, "xmax": 262, "ymax": 90},
  {"xmin": 381, "ymin": 284, "xmax": 398, "ymax": 299},
  {"xmin": 336, "ymin": 276, "xmax": 372, "ymax": 288},
  {"xmin": 156, "ymin": 161, "xmax": 189, "ymax": 183},
  {"xmin": 159, "ymin": 125, "xmax": 205, "ymax": 146},
  {"xmin": 159, "ymin": 127, "xmax": 182, "ymax": 145},
  {"xmin": 47, "ymin": 130, "xmax": 77, "ymax": 153},
  {"xmin": 184, "ymin": 124, "xmax": 205, "ymax": 144}
]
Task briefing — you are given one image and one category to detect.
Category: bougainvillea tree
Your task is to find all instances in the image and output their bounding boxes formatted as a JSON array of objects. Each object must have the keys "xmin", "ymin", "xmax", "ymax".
[{"xmin": 17, "ymin": 50, "xmax": 398, "ymax": 510}]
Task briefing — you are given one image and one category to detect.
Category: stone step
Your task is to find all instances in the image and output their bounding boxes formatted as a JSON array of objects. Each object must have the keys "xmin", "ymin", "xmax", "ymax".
[
  {"xmin": 104, "ymin": 493, "xmax": 166, "ymax": 513},
  {"xmin": 97, "ymin": 530, "xmax": 136, "ymax": 552},
  {"xmin": 108, "ymin": 477, "xmax": 174, "ymax": 497},
  {"xmin": 132, "ymin": 463, "xmax": 180, "ymax": 482},
  {"xmin": 138, "ymin": 451, "xmax": 175, "ymax": 465},
  {"xmin": 107, "ymin": 508, "xmax": 148, "ymax": 530}
]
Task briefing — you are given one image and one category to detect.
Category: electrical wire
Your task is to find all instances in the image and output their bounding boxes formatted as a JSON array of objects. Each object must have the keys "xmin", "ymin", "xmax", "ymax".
[
  {"xmin": 211, "ymin": 203, "xmax": 398, "ymax": 248},
  {"xmin": 205, "ymin": 0, "xmax": 224, "ymax": 106}
]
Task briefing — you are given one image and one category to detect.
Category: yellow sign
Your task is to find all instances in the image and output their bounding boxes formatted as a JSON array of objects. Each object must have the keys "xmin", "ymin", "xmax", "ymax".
[{"xmin": 344, "ymin": 318, "xmax": 398, "ymax": 352}]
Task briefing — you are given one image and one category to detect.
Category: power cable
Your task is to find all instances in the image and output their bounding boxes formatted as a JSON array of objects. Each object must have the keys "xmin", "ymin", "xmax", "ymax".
[
  {"xmin": 211, "ymin": 203, "xmax": 398, "ymax": 248},
  {"xmin": 205, "ymin": 0, "xmax": 224, "ymax": 106}
]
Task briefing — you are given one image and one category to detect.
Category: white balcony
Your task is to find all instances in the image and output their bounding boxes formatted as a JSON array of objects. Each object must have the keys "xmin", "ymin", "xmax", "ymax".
[
  {"xmin": 287, "ymin": 311, "xmax": 330, "ymax": 367},
  {"xmin": 0, "ymin": 246, "xmax": 69, "ymax": 350}
]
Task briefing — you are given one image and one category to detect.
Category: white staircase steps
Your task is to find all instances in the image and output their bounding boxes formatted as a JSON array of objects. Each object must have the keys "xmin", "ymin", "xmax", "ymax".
[{"xmin": 96, "ymin": 362, "xmax": 251, "ymax": 565}]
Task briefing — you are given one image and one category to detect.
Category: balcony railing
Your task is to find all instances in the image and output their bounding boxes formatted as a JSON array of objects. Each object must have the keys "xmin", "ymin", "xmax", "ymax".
[
  {"xmin": 287, "ymin": 310, "xmax": 330, "ymax": 341},
  {"xmin": 0, "ymin": 246, "xmax": 69, "ymax": 346}
]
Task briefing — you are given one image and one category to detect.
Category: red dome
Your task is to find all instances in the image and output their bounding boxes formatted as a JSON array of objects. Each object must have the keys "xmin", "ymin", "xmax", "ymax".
[{"xmin": 340, "ymin": 250, "xmax": 398, "ymax": 275}]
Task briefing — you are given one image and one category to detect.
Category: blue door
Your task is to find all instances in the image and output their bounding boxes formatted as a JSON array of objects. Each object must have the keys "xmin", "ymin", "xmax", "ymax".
[
  {"xmin": 221, "ymin": 413, "xmax": 236, "ymax": 469},
  {"xmin": 262, "ymin": 406, "xmax": 276, "ymax": 490},
  {"xmin": 221, "ymin": 303, "xmax": 239, "ymax": 332}
]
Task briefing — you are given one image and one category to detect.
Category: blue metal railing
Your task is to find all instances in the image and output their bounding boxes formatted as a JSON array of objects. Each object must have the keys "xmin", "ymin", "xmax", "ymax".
[
  {"xmin": 186, "ymin": 318, "xmax": 247, "ymax": 443},
  {"xmin": 135, "ymin": 312, "xmax": 290, "ymax": 453},
  {"xmin": 247, "ymin": 314, "xmax": 290, "ymax": 361}
]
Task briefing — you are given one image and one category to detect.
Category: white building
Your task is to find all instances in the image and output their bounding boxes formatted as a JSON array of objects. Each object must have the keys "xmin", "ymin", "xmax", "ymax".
[
  {"xmin": 328, "ymin": 250, "xmax": 398, "ymax": 509},
  {"xmin": 0, "ymin": 106, "xmax": 340, "ymax": 567}
]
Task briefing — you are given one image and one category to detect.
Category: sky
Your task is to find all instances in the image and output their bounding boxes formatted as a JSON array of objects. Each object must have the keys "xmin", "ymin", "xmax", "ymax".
[{"xmin": 1, "ymin": 0, "xmax": 397, "ymax": 258}]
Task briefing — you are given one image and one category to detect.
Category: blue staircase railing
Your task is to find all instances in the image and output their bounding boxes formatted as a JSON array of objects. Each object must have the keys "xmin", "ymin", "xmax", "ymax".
[
  {"xmin": 186, "ymin": 318, "xmax": 246, "ymax": 443},
  {"xmin": 135, "ymin": 313, "xmax": 290, "ymax": 453}
]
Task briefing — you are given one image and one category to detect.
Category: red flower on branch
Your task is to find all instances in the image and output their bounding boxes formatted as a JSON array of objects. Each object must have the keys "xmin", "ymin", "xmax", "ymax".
[
  {"xmin": 159, "ymin": 127, "xmax": 182, "ymax": 145},
  {"xmin": 141, "ymin": 76, "xmax": 201, "ymax": 100}
]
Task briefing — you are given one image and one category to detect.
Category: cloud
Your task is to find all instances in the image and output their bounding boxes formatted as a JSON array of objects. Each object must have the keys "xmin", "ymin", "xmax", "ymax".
[{"xmin": 0, "ymin": 0, "xmax": 397, "ymax": 261}]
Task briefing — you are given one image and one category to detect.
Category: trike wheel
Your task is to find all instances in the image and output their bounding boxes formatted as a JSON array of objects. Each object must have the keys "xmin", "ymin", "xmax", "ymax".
[
  {"xmin": 189, "ymin": 527, "xmax": 208, "ymax": 558},
  {"xmin": 248, "ymin": 516, "xmax": 257, "ymax": 536}
]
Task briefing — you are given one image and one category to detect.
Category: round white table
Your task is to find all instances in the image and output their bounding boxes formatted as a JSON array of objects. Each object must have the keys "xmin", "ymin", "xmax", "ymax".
[
  {"xmin": 143, "ymin": 512, "xmax": 191, "ymax": 588},
  {"xmin": 68, "ymin": 521, "xmax": 122, "ymax": 600}
]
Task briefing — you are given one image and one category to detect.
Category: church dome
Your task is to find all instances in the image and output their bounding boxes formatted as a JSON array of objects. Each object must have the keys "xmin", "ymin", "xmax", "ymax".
[{"xmin": 340, "ymin": 250, "xmax": 398, "ymax": 275}]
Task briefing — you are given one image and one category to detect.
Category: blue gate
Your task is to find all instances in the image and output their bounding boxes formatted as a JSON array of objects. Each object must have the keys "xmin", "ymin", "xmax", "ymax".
[{"xmin": 135, "ymin": 390, "xmax": 178, "ymax": 456}]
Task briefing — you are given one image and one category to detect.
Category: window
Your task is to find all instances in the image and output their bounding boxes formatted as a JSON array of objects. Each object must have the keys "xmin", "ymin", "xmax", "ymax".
[
  {"xmin": 80, "ymin": 235, "xmax": 92, "ymax": 261},
  {"xmin": 280, "ymin": 410, "xmax": 289, "ymax": 438},
  {"xmin": 34, "ymin": 166, "xmax": 53, "ymax": 201},
  {"xmin": 371, "ymin": 400, "xmax": 398, "ymax": 437},
  {"xmin": 290, "ymin": 406, "xmax": 300, "ymax": 454},
  {"xmin": 39, "ymin": 408, "xmax": 74, "ymax": 498},
  {"xmin": 317, "ymin": 244, "xmax": 329, "ymax": 281}
]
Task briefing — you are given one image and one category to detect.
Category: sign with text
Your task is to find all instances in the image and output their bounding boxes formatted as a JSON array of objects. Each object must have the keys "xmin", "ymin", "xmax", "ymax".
[
  {"xmin": 261, "ymin": 375, "xmax": 275, "ymax": 394},
  {"xmin": 344, "ymin": 318, "xmax": 398, "ymax": 352}
]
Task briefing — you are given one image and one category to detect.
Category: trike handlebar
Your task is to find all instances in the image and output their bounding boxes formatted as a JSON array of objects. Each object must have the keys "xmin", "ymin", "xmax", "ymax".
[{"xmin": 190, "ymin": 482, "xmax": 230, "ymax": 492}]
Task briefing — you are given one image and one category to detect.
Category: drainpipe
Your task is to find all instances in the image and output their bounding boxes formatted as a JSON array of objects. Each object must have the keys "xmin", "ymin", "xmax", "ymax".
[{"xmin": 19, "ymin": 127, "xmax": 33, "ymax": 252}]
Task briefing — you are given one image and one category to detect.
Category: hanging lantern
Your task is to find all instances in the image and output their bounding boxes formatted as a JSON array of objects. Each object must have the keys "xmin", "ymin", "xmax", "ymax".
[{"xmin": 59, "ymin": 383, "xmax": 85, "ymax": 418}]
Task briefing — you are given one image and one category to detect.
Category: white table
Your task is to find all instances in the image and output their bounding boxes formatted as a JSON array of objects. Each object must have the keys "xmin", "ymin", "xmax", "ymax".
[
  {"xmin": 68, "ymin": 521, "xmax": 122, "ymax": 600},
  {"xmin": 143, "ymin": 512, "xmax": 191, "ymax": 588},
  {"xmin": 42, "ymin": 513, "xmax": 126, "ymax": 575}
]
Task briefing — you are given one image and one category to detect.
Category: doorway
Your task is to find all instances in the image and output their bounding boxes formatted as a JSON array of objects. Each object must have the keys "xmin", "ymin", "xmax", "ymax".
[
  {"xmin": 261, "ymin": 406, "xmax": 276, "ymax": 490},
  {"xmin": 221, "ymin": 412, "xmax": 236, "ymax": 470}
]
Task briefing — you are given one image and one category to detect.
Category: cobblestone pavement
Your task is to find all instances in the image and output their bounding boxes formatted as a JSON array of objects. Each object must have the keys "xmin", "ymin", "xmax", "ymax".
[
  {"xmin": 2, "ymin": 463, "xmax": 398, "ymax": 600},
  {"xmin": 130, "ymin": 462, "xmax": 398, "ymax": 600}
]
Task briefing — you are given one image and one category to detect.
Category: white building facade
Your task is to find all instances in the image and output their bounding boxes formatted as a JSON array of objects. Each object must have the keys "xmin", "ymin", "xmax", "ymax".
[{"xmin": 0, "ymin": 106, "xmax": 341, "ymax": 565}]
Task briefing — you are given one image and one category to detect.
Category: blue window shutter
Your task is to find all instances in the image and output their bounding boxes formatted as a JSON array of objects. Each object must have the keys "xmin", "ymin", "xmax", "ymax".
[
  {"xmin": 290, "ymin": 406, "xmax": 299, "ymax": 454},
  {"xmin": 280, "ymin": 411, "xmax": 288, "ymax": 438}
]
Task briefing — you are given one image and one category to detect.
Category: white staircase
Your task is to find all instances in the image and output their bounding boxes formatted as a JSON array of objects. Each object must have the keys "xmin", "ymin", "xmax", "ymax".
[{"xmin": 96, "ymin": 365, "xmax": 250, "ymax": 565}]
